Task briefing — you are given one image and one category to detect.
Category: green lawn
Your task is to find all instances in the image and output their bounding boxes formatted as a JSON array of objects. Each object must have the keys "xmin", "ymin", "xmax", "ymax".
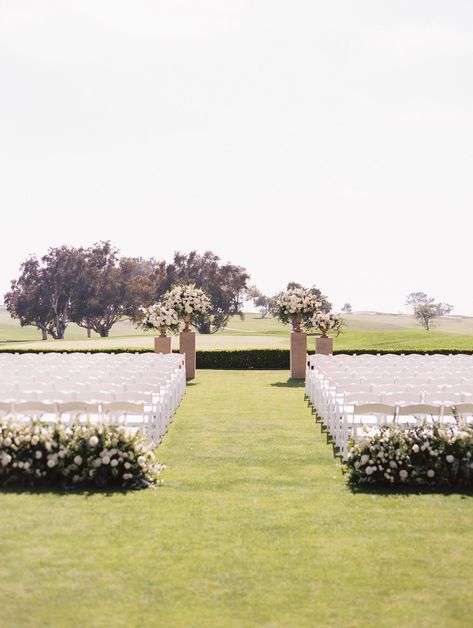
[
  {"xmin": 1, "ymin": 371, "xmax": 472, "ymax": 627},
  {"xmin": 2, "ymin": 308, "xmax": 473, "ymax": 351}
]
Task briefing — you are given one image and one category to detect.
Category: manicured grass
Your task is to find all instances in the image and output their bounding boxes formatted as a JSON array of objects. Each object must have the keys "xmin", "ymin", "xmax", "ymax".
[
  {"xmin": 2, "ymin": 307, "xmax": 473, "ymax": 351},
  {"xmin": 1, "ymin": 371, "xmax": 472, "ymax": 627}
]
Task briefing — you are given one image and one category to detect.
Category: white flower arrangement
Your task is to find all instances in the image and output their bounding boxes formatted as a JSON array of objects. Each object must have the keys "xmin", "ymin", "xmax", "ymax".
[
  {"xmin": 137, "ymin": 303, "xmax": 180, "ymax": 335},
  {"xmin": 311, "ymin": 312, "xmax": 345, "ymax": 338},
  {"xmin": 0, "ymin": 419, "xmax": 163, "ymax": 489},
  {"xmin": 345, "ymin": 422, "xmax": 473, "ymax": 489},
  {"xmin": 163, "ymin": 284, "xmax": 211, "ymax": 329},
  {"xmin": 273, "ymin": 288, "xmax": 321, "ymax": 329}
]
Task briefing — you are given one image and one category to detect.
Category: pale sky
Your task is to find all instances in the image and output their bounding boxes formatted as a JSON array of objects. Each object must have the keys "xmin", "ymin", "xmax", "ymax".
[{"xmin": 1, "ymin": 1, "xmax": 472, "ymax": 313}]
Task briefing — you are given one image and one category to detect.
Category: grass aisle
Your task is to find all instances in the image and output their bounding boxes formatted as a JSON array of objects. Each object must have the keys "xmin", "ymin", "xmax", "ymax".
[{"xmin": 1, "ymin": 371, "xmax": 473, "ymax": 627}]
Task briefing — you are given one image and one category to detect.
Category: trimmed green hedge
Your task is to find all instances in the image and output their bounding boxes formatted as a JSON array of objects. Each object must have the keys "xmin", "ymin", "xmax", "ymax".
[{"xmin": 2, "ymin": 347, "xmax": 473, "ymax": 369}]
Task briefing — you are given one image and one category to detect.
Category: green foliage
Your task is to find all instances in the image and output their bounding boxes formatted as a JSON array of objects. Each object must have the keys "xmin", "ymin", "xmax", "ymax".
[
  {"xmin": 345, "ymin": 422, "xmax": 473, "ymax": 488},
  {"xmin": 0, "ymin": 420, "xmax": 162, "ymax": 488},
  {"xmin": 152, "ymin": 251, "xmax": 250, "ymax": 333}
]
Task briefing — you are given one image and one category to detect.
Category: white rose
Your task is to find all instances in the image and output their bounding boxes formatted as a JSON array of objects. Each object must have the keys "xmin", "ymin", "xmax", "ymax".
[
  {"xmin": 4, "ymin": 437, "xmax": 12, "ymax": 447},
  {"xmin": 427, "ymin": 469, "xmax": 435, "ymax": 478},
  {"xmin": 31, "ymin": 436, "xmax": 39, "ymax": 446},
  {"xmin": 445, "ymin": 454, "xmax": 455, "ymax": 463},
  {"xmin": 412, "ymin": 444, "xmax": 420, "ymax": 453},
  {"xmin": 365, "ymin": 466, "xmax": 375, "ymax": 475},
  {"xmin": 124, "ymin": 462, "xmax": 131, "ymax": 469},
  {"xmin": 101, "ymin": 456, "xmax": 110, "ymax": 465},
  {"xmin": 399, "ymin": 470, "xmax": 408, "ymax": 480},
  {"xmin": 74, "ymin": 455, "xmax": 83, "ymax": 466},
  {"xmin": 360, "ymin": 454, "xmax": 370, "ymax": 465},
  {"xmin": 35, "ymin": 451, "xmax": 43, "ymax": 459},
  {"xmin": 89, "ymin": 436, "xmax": 99, "ymax": 447},
  {"xmin": 110, "ymin": 459, "xmax": 119, "ymax": 467}
]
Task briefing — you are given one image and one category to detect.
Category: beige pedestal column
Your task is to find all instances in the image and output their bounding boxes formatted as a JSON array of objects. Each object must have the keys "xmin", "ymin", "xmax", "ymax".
[
  {"xmin": 154, "ymin": 336, "xmax": 171, "ymax": 354},
  {"xmin": 290, "ymin": 331, "xmax": 307, "ymax": 379},
  {"xmin": 315, "ymin": 336, "xmax": 333, "ymax": 355},
  {"xmin": 180, "ymin": 331, "xmax": 196, "ymax": 379}
]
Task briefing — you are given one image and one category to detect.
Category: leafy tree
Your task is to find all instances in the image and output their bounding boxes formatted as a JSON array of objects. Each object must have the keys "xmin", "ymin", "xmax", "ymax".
[
  {"xmin": 150, "ymin": 251, "xmax": 250, "ymax": 333},
  {"xmin": 5, "ymin": 246, "xmax": 85, "ymax": 339},
  {"xmin": 4, "ymin": 258, "xmax": 52, "ymax": 340},
  {"xmin": 341, "ymin": 303, "xmax": 352, "ymax": 313},
  {"xmin": 406, "ymin": 292, "xmax": 453, "ymax": 331},
  {"xmin": 69, "ymin": 243, "xmax": 153, "ymax": 337},
  {"xmin": 248, "ymin": 286, "xmax": 273, "ymax": 318},
  {"xmin": 406, "ymin": 292, "xmax": 430, "ymax": 310}
]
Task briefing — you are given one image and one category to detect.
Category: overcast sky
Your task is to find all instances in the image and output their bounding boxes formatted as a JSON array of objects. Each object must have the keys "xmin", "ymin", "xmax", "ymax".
[{"xmin": 1, "ymin": 1, "xmax": 472, "ymax": 313}]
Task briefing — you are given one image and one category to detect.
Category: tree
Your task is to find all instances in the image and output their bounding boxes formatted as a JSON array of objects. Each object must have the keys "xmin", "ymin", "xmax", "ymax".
[
  {"xmin": 406, "ymin": 292, "xmax": 453, "ymax": 331},
  {"xmin": 69, "ymin": 242, "xmax": 153, "ymax": 337},
  {"xmin": 150, "ymin": 251, "xmax": 250, "ymax": 333},
  {"xmin": 4, "ymin": 258, "xmax": 52, "ymax": 340},
  {"xmin": 406, "ymin": 292, "xmax": 430, "ymax": 310},
  {"xmin": 5, "ymin": 246, "xmax": 85, "ymax": 340},
  {"xmin": 248, "ymin": 286, "xmax": 273, "ymax": 318},
  {"xmin": 341, "ymin": 303, "xmax": 352, "ymax": 313}
]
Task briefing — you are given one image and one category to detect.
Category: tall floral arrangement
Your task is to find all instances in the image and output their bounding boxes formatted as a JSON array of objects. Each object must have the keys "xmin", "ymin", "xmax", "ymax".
[
  {"xmin": 163, "ymin": 284, "xmax": 211, "ymax": 331},
  {"xmin": 311, "ymin": 312, "xmax": 345, "ymax": 338},
  {"xmin": 137, "ymin": 303, "xmax": 180, "ymax": 336},
  {"xmin": 273, "ymin": 287, "xmax": 321, "ymax": 331}
]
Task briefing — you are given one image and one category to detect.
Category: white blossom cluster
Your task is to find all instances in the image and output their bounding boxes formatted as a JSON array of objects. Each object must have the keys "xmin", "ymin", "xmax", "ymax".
[
  {"xmin": 0, "ymin": 419, "xmax": 163, "ymax": 489},
  {"xmin": 345, "ymin": 422, "xmax": 473, "ymax": 488},
  {"xmin": 311, "ymin": 312, "xmax": 344, "ymax": 337},
  {"xmin": 138, "ymin": 303, "xmax": 180, "ymax": 333},
  {"xmin": 274, "ymin": 288, "xmax": 321, "ymax": 325},
  {"xmin": 163, "ymin": 284, "xmax": 211, "ymax": 317}
]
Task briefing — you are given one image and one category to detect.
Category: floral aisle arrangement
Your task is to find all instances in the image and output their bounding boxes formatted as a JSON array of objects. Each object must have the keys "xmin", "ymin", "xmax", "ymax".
[
  {"xmin": 311, "ymin": 312, "xmax": 345, "ymax": 337},
  {"xmin": 163, "ymin": 284, "xmax": 211, "ymax": 331},
  {"xmin": 0, "ymin": 420, "xmax": 163, "ymax": 489},
  {"xmin": 137, "ymin": 303, "xmax": 180, "ymax": 336},
  {"xmin": 273, "ymin": 287, "xmax": 321, "ymax": 332},
  {"xmin": 345, "ymin": 422, "xmax": 473, "ymax": 488}
]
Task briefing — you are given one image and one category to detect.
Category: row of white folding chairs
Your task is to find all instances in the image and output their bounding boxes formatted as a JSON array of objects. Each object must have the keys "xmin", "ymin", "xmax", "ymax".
[
  {"xmin": 311, "ymin": 379, "xmax": 473, "ymax": 424},
  {"xmin": 314, "ymin": 380, "xmax": 473, "ymax": 420},
  {"xmin": 305, "ymin": 364, "xmax": 473, "ymax": 409},
  {"xmin": 336, "ymin": 403, "xmax": 473, "ymax": 459},
  {"xmin": 323, "ymin": 391, "xmax": 473, "ymax": 445},
  {"xmin": 0, "ymin": 401, "xmax": 167, "ymax": 444}
]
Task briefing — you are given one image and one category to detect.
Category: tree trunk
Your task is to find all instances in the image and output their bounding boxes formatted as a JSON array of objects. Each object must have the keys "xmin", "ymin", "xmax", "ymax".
[
  {"xmin": 87, "ymin": 327, "xmax": 91, "ymax": 338},
  {"xmin": 40, "ymin": 328, "xmax": 47, "ymax": 341}
]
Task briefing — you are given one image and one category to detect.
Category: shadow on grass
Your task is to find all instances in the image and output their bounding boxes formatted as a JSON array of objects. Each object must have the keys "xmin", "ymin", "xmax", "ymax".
[
  {"xmin": 270, "ymin": 379, "xmax": 305, "ymax": 388},
  {"xmin": 0, "ymin": 486, "xmax": 147, "ymax": 497},
  {"xmin": 348, "ymin": 483, "xmax": 473, "ymax": 498}
]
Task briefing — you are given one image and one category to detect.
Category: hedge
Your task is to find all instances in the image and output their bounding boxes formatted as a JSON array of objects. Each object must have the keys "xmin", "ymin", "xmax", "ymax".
[{"xmin": 1, "ymin": 347, "xmax": 473, "ymax": 369}]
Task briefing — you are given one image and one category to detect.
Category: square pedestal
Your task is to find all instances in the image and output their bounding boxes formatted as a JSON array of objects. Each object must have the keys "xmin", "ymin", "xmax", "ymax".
[
  {"xmin": 154, "ymin": 336, "xmax": 171, "ymax": 354},
  {"xmin": 290, "ymin": 331, "xmax": 307, "ymax": 379},
  {"xmin": 315, "ymin": 336, "xmax": 333, "ymax": 355},
  {"xmin": 180, "ymin": 331, "xmax": 196, "ymax": 379}
]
